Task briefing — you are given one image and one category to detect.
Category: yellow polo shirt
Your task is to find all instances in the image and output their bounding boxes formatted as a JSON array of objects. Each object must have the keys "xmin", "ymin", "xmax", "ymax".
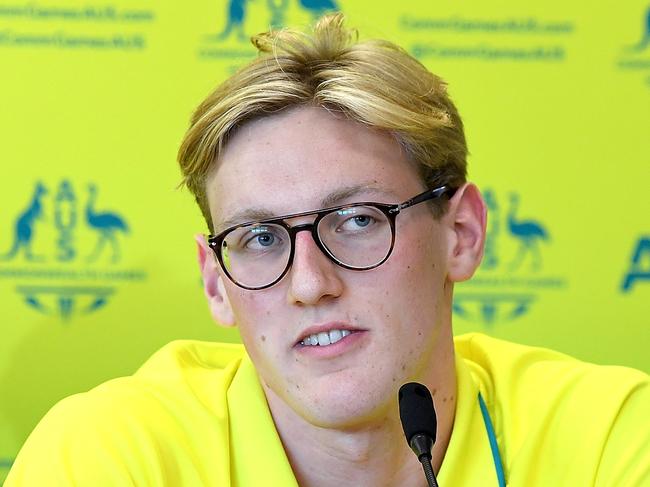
[{"xmin": 6, "ymin": 333, "xmax": 650, "ymax": 486}]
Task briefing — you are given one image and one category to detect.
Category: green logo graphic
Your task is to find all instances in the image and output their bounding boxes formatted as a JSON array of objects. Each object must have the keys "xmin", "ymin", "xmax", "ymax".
[
  {"xmin": 454, "ymin": 189, "xmax": 567, "ymax": 325},
  {"xmin": 0, "ymin": 180, "xmax": 146, "ymax": 319}
]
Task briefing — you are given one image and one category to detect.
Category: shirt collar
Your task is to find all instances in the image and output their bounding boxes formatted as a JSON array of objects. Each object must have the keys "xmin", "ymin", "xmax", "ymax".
[
  {"xmin": 228, "ymin": 354, "xmax": 299, "ymax": 487},
  {"xmin": 438, "ymin": 352, "xmax": 503, "ymax": 486},
  {"xmin": 227, "ymin": 351, "xmax": 501, "ymax": 486}
]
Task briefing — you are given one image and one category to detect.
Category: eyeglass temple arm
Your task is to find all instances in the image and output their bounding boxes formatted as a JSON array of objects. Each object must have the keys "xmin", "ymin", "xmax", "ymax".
[{"xmin": 394, "ymin": 186, "xmax": 456, "ymax": 213}]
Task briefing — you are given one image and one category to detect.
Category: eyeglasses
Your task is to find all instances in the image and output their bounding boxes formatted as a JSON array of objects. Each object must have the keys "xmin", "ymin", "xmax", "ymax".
[{"xmin": 207, "ymin": 185, "xmax": 456, "ymax": 290}]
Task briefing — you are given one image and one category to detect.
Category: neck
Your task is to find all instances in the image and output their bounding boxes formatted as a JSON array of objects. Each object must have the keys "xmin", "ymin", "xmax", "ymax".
[{"xmin": 263, "ymin": 330, "xmax": 457, "ymax": 487}]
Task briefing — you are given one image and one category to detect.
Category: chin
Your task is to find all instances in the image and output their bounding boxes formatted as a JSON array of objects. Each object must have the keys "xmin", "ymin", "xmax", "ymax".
[{"xmin": 291, "ymin": 381, "xmax": 397, "ymax": 430}]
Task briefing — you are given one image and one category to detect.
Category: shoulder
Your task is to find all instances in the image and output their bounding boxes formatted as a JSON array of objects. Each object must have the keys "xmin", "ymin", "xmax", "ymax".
[
  {"xmin": 6, "ymin": 340, "xmax": 246, "ymax": 486},
  {"xmin": 454, "ymin": 332, "xmax": 648, "ymax": 402},
  {"xmin": 82, "ymin": 339, "xmax": 247, "ymax": 429},
  {"xmin": 454, "ymin": 333, "xmax": 650, "ymax": 485}
]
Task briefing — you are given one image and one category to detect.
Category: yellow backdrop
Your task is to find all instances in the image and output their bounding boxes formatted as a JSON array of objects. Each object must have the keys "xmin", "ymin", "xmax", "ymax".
[{"xmin": 1, "ymin": 0, "xmax": 649, "ymax": 479}]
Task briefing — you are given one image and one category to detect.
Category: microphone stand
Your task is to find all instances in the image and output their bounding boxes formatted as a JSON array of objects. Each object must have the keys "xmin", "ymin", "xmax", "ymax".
[
  {"xmin": 420, "ymin": 457, "xmax": 439, "ymax": 487},
  {"xmin": 410, "ymin": 433, "xmax": 439, "ymax": 487}
]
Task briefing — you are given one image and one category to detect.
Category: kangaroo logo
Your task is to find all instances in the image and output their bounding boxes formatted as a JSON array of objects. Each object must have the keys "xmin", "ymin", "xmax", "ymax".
[
  {"xmin": 218, "ymin": 0, "xmax": 253, "ymax": 42},
  {"xmin": 453, "ymin": 189, "xmax": 565, "ymax": 325},
  {"xmin": 1, "ymin": 182, "xmax": 48, "ymax": 262},
  {"xmin": 0, "ymin": 180, "xmax": 145, "ymax": 320},
  {"xmin": 298, "ymin": 0, "xmax": 339, "ymax": 18}
]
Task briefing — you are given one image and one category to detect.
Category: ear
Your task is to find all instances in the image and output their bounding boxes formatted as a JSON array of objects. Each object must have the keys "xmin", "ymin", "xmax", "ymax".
[
  {"xmin": 195, "ymin": 234, "xmax": 236, "ymax": 327},
  {"xmin": 444, "ymin": 183, "xmax": 487, "ymax": 282}
]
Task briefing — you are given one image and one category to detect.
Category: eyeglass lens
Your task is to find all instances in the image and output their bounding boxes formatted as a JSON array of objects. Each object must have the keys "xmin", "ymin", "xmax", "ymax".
[{"xmin": 221, "ymin": 205, "xmax": 393, "ymax": 288}]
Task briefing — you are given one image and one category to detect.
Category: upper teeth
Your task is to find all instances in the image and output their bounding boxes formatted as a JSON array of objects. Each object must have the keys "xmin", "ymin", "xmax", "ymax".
[{"xmin": 301, "ymin": 329, "xmax": 351, "ymax": 346}]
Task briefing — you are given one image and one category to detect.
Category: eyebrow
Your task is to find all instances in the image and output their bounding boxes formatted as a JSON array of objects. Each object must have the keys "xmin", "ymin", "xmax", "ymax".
[{"xmin": 216, "ymin": 183, "xmax": 396, "ymax": 232}]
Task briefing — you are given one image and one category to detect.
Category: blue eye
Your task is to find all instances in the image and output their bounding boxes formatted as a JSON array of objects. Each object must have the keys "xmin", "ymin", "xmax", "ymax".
[
  {"xmin": 336, "ymin": 213, "xmax": 377, "ymax": 233},
  {"xmin": 353, "ymin": 215, "xmax": 371, "ymax": 227},
  {"xmin": 255, "ymin": 233, "xmax": 275, "ymax": 247},
  {"xmin": 242, "ymin": 226, "xmax": 284, "ymax": 251}
]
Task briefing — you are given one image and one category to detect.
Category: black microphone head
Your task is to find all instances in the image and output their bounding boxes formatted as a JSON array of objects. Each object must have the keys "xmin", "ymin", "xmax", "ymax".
[{"xmin": 398, "ymin": 382, "xmax": 437, "ymax": 444}]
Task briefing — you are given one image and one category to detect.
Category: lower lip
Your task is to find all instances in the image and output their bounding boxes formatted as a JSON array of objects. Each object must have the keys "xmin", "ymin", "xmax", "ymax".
[{"xmin": 295, "ymin": 331, "xmax": 368, "ymax": 358}]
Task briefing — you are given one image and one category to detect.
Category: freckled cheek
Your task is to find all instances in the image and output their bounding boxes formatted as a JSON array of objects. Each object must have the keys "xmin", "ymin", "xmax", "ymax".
[
  {"xmin": 378, "ymin": 246, "xmax": 440, "ymax": 294},
  {"xmin": 228, "ymin": 286, "xmax": 280, "ymax": 322},
  {"xmin": 368, "ymin": 253, "xmax": 444, "ymax": 345},
  {"xmin": 398, "ymin": 237, "xmax": 446, "ymax": 285},
  {"xmin": 227, "ymin": 289, "xmax": 289, "ymax": 357}
]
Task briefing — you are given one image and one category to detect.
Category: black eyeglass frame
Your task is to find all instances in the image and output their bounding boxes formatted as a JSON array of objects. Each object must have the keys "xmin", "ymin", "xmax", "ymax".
[{"xmin": 207, "ymin": 185, "xmax": 456, "ymax": 290}]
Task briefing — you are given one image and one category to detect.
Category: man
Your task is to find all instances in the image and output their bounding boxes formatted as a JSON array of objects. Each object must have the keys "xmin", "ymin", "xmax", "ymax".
[{"xmin": 6, "ymin": 14, "xmax": 650, "ymax": 486}]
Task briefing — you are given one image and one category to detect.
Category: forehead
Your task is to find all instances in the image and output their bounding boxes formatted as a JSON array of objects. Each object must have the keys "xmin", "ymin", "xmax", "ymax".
[{"xmin": 206, "ymin": 106, "xmax": 424, "ymax": 230}]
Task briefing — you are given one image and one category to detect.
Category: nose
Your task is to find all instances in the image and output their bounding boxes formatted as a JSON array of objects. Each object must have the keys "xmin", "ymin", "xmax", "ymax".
[{"xmin": 286, "ymin": 230, "xmax": 343, "ymax": 305}]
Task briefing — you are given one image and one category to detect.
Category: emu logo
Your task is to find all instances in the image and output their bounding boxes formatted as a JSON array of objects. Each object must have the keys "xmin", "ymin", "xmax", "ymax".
[
  {"xmin": 483, "ymin": 192, "xmax": 550, "ymax": 272},
  {"xmin": 85, "ymin": 184, "xmax": 129, "ymax": 264},
  {"xmin": 0, "ymin": 180, "xmax": 145, "ymax": 319},
  {"xmin": 454, "ymin": 189, "xmax": 566, "ymax": 325}
]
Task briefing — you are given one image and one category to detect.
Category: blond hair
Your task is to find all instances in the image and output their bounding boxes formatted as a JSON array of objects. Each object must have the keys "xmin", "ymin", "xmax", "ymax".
[{"xmin": 178, "ymin": 14, "xmax": 467, "ymax": 233}]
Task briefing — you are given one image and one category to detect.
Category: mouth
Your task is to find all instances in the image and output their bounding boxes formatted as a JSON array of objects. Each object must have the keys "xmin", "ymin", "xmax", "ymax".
[{"xmin": 295, "ymin": 323, "xmax": 365, "ymax": 348}]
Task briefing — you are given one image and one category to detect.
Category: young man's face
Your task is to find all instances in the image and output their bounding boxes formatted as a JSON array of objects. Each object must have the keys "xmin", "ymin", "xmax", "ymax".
[{"xmin": 202, "ymin": 106, "xmax": 459, "ymax": 428}]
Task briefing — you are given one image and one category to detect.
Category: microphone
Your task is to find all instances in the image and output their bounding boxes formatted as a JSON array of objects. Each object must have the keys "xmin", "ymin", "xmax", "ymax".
[{"xmin": 398, "ymin": 382, "xmax": 440, "ymax": 487}]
